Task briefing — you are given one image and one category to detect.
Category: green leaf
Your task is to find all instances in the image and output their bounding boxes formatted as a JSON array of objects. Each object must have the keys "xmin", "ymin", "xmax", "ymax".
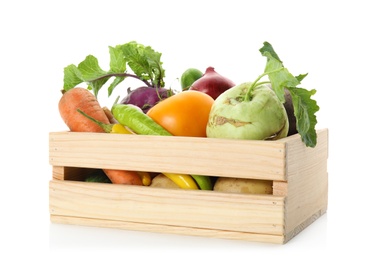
[
  {"xmin": 77, "ymin": 55, "xmax": 107, "ymax": 81},
  {"xmin": 62, "ymin": 41, "xmax": 165, "ymax": 97},
  {"xmin": 107, "ymin": 46, "xmax": 127, "ymax": 95},
  {"xmin": 296, "ymin": 73, "xmax": 308, "ymax": 82},
  {"xmin": 108, "ymin": 76, "xmax": 125, "ymax": 96},
  {"xmin": 89, "ymin": 77, "xmax": 110, "ymax": 97},
  {"xmin": 118, "ymin": 41, "xmax": 165, "ymax": 88},
  {"xmin": 259, "ymin": 41, "xmax": 319, "ymax": 147},
  {"xmin": 76, "ymin": 55, "xmax": 108, "ymax": 96},
  {"xmin": 259, "ymin": 41, "xmax": 282, "ymax": 63},
  {"xmin": 109, "ymin": 45, "xmax": 127, "ymax": 73},
  {"xmin": 287, "ymin": 87, "xmax": 319, "ymax": 147},
  {"xmin": 260, "ymin": 51, "xmax": 300, "ymax": 103},
  {"xmin": 63, "ymin": 64, "xmax": 84, "ymax": 91}
]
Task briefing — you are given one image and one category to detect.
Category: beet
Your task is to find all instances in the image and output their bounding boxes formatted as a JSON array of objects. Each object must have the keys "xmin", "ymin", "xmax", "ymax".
[
  {"xmin": 120, "ymin": 86, "xmax": 172, "ymax": 113},
  {"xmin": 283, "ymin": 88, "xmax": 298, "ymax": 136}
]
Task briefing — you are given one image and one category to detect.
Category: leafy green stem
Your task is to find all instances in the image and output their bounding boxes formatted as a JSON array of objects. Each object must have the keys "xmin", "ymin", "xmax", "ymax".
[
  {"xmin": 91, "ymin": 72, "xmax": 153, "ymax": 88},
  {"xmin": 63, "ymin": 41, "xmax": 166, "ymax": 97},
  {"xmin": 244, "ymin": 68, "xmax": 284, "ymax": 101},
  {"xmin": 259, "ymin": 41, "xmax": 319, "ymax": 147}
]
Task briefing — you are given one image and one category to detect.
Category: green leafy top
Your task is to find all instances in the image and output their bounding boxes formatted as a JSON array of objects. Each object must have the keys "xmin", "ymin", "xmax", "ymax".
[
  {"xmin": 63, "ymin": 41, "xmax": 165, "ymax": 97},
  {"xmin": 259, "ymin": 41, "xmax": 319, "ymax": 147}
]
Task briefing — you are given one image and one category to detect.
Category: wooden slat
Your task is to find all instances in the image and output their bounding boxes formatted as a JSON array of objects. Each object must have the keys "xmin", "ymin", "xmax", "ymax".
[
  {"xmin": 51, "ymin": 215, "xmax": 285, "ymax": 244},
  {"xmin": 278, "ymin": 129, "xmax": 328, "ymax": 241},
  {"xmin": 49, "ymin": 132, "xmax": 286, "ymax": 181},
  {"xmin": 49, "ymin": 180, "xmax": 286, "ymax": 235}
]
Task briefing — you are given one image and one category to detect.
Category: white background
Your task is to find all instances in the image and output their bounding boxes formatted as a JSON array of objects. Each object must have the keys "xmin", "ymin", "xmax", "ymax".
[{"xmin": 1, "ymin": 0, "xmax": 370, "ymax": 258}]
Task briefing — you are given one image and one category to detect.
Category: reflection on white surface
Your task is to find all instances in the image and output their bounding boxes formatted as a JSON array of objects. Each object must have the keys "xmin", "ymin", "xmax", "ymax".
[{"xmin": 48, "ymin": 214, "xmax": 328, "ymax": 250}]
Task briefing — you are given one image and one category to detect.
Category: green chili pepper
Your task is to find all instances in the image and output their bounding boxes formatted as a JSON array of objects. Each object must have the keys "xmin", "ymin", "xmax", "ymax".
[{"xmin": 112, "ymin": 104, "xmax": 172, "ymax": 136}]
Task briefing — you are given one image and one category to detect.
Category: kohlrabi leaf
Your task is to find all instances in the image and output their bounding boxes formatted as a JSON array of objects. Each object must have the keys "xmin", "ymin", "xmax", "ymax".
[
  {"xmin": 259, "ymin": 41, "xmax": 282, "ymax": 63},
  {"xmin": 259, "ymin": 41, "xmax": 319, "ymax": 147},
  {"xmin": 287, "ymin": 87, "xmax": 319, "ymax": 147}
]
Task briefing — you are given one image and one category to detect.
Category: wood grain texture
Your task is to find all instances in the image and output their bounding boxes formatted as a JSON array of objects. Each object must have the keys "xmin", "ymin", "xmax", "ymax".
[
  {"xmin": 50, "ymin": 180, "xmax": 285, "ymax": 235},
  {"xmin": 49, "ymin": 132, "xmax": 286, "ymax": 181},
  {"xmin": 48, "ymin": 129, "xmax": 329, "ymax": 244},
  {"xmin": 51, "ymin": 215, "xmax": 285, "ymax": 244},
  {"xmin": 277, "ymin": 129, "xmax": 328, "ymax": 242}
]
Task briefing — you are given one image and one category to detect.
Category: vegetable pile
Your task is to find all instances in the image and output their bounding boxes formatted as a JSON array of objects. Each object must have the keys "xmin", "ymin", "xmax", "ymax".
[{"xmin": 58, "ymin": 41, "xmax": 319, "ymax": 193}]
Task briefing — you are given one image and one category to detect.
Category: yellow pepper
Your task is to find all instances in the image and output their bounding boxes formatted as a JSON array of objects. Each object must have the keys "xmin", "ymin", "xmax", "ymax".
[
  {"xmin": 111, "ymin": 123, "xmax": 134, "ymax": 134},
  {"xmin": 162, "ymin": 173, "xmax": 199, "ymax": 190}
]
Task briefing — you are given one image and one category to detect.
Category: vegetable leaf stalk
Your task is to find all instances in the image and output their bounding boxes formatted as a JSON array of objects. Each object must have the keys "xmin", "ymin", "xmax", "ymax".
[{"xmin": 259, "ymin": 41, "xmax": 319, "ymax": 147}]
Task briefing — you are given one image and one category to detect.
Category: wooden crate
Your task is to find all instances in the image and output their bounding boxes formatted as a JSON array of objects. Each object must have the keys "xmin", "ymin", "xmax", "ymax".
[{"xmin": 49, "ymin": 128, "xmax": 328, "ymax": 244}]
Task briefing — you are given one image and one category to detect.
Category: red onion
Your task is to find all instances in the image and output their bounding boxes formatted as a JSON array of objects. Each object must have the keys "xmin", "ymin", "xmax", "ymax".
[{"xmin": 189, "ymin": 67, "xmax": 235, "ymax": 99}]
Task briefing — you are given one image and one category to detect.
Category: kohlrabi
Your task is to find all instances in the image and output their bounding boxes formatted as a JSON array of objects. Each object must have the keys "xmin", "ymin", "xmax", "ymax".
[{"xmin": 207, "ymin": 42, "xmax": 319, "ymax": 148}]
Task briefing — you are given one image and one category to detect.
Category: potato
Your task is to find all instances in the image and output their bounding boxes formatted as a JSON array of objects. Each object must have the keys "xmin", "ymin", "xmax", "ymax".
[
  {"xmin": 150, "ymin": 173, "xmax": 180, "ymax": 189},
  {"xmin": 213, "ymin": 177, "xmax": 273, "ymax": 194}
]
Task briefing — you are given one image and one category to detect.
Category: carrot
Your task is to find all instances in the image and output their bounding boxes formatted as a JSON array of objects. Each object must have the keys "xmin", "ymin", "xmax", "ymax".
[
  {"xmin": 103, "ymin": 169, "xmax": 143, "ymax": 185},
  {"xmin": 58, "ymin": 87, "xmax": 142, "ymax": 185},
  {"xmin": 59, "ymin": 87, "xmax": 110, "ymax": 132}
]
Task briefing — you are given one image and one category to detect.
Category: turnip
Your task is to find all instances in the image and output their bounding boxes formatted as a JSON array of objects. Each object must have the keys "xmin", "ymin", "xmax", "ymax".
[
  {"xmin": 207, "ymin": 42, "xmax": 319, "ymax": 147},
  {"xmin": 189, "ymin": 67, "xmax": 235, "ymax": 99},
  {"xmin": 120, "ymin": 86, "xmax": 173, "ymax": 113}
]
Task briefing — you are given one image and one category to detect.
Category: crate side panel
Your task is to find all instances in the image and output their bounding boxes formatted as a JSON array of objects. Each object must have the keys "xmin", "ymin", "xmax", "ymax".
[
  {"xmin": 51, "ymin": 215, "xmax": 285, "ymax": 244},
  {"xmin": 49, "ymin": 132, "xmax": 286, "ymax": 181},
  {"xmin": 49, "ymin": 180, "xmax": 285, "ymax": 235},
  {"xmin": 282, "ymin": 129, "xmax": 328, "ymax": 238}
]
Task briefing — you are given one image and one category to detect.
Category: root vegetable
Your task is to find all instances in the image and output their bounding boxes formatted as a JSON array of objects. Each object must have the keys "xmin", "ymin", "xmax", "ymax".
[
  {"xmin": 150, "ymin": 174, "xmax": 180, "ymax": 189},
  {"xmin": 58, "ymin": 87, "xmax": 110, "ymax": 133},
  {"xmin": 120, "ymin": 86, "xmax": 172, "ymax": 113},
  {"xmin": 283, "ymin": 88, "xmax": 298, "ymax": 136},
  {"xmin": 213, "ymin": 177, "xmax": 273, "ymax": 194},
  {"xmin": 58, "ymin": 87, "xmax": 142, "ymax": 186}
]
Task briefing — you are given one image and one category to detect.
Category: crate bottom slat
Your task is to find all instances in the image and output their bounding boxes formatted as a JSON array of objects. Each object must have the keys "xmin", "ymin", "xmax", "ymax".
[
  {"xmin": 49, "ymin": 179, "xmax": 286, "ymax": 235},
  {"xmin": 50, "ymin": 215, "xmax": 286, "ymax": 244},
  {"xmin": 50, "ymin": 206, "xmax": 326, "ymax": 245}
]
